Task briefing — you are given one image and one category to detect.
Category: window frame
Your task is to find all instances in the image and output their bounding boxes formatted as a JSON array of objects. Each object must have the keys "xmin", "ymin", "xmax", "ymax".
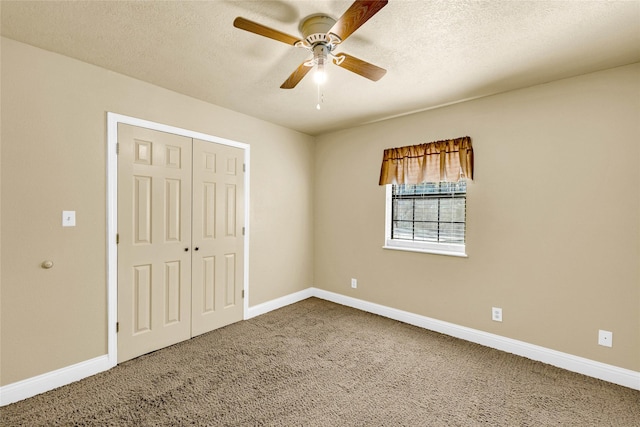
[{"xmin": 383, "ymin": 183, "xmax": 468, "ymax": 257}]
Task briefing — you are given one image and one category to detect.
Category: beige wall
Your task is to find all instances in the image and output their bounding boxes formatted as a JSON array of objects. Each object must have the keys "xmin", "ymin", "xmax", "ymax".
[
  {"xmin": 314, "ymin": 64, "xmax": 640, "ymax": 371},
  {"xmin": 1, "ymin": 34, "xmax": 638, "ymax": 389},
  {"xmin": 0, "ymin": 38, "xmax": 314, "ymax": 385}
]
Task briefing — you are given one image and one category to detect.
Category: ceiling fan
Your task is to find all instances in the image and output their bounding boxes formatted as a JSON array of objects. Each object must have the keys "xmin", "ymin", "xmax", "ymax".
[{"xmin": 233, "ymin": 0, "xmax": 388, "ymax": 89}]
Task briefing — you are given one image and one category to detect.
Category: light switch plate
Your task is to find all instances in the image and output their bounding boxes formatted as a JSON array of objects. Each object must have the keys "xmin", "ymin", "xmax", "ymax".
[{"xmin": 62, "ymin": 211, "xmax": 76, "ymax": 227}]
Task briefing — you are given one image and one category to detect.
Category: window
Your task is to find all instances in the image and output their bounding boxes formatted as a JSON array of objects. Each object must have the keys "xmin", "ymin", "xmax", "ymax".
[
  {"xmin": 378, "ymin": 136, "xmax": 473, "ymax": 257},
  {"xmin": 384, "ymin": 181, "xmax": 467, "ymax": 256}
]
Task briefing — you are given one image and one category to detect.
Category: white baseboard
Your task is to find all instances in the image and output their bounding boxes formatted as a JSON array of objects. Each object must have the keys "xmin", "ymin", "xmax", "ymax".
[
  {"xmin": 310, "ymin": 288, "xmax": 640, "ymax": 391},
  {"xmin": 0, "ymin": 355, "xmax": 114, "ymax": 406},
  {"xmin": 246, "ymin": 287, "xmax": 314, "ymax": 319},
  {"xmin": 3, "ymin": 287, "xmax": 637, "ymax": 406}
]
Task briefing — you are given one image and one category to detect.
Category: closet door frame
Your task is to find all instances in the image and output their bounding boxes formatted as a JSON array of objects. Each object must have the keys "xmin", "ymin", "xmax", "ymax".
[{"xmin": 106, "ymin": 112, "xmax": 250, "ymax": 367}]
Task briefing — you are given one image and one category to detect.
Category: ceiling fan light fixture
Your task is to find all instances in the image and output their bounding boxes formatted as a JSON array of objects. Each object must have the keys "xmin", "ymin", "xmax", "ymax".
[
  {"xmin": 314, "ymin": 63, "xmax": 327, "ymax": 85},
  {"xmin": 312, "ymin": 44, "xmax": 328, "ymax": 85}
]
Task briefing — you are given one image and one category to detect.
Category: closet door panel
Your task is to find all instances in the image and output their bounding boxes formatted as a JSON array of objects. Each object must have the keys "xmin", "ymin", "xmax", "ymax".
[
  {"xmin": 191, "ymin": 139, "xmax": 244, "ymax": 336},
  {"xmin": 117, "ymin": 124, "xmax": 192, "ymax": 363}
]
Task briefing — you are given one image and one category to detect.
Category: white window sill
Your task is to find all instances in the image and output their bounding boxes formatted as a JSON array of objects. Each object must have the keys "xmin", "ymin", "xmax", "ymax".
[{"xmin": 383, "ymin": 243, "xmax": 468, "ymax": 258}]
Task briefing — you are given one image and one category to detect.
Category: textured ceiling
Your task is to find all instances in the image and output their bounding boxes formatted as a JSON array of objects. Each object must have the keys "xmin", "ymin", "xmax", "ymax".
[{"xmin": 2, "ymin": 1, "xmax": 639, "ymax": 136}]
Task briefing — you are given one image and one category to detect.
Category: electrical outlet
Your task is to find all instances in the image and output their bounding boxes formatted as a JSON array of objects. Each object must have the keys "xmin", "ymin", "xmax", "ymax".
[
  {"xmin": 351, "ymin": 278, "xmax": 357, "ymax": 289},
  {"xmin": 492, "ymin": 307, "xmax": 502, "ymax": 322},
  {"xmin": 598, "ymin": 330, "xmax": 612, "ymax": 347}
]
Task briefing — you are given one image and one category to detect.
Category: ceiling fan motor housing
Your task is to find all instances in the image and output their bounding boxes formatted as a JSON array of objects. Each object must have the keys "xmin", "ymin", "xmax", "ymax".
[{"xmin": 299, "ymin": 15, "xmax": 337, "ymax": 46}]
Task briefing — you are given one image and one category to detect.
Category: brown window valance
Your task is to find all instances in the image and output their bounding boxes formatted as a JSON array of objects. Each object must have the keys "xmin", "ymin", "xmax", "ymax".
[{"xmin": 378, "ymin": 136, "xmax": 473, "ymax": 185}]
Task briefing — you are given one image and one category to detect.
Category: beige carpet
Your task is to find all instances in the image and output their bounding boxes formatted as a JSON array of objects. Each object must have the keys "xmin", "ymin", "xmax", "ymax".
[{"xmin": 1, "ymin": 297, "xmax": 638, "ymax": 426}]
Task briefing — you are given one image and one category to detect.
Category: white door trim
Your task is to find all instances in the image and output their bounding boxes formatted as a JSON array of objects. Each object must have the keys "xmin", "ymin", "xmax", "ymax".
[{"xmin": 106, "ymin": 112, "xmax": 250, "ymax": 366}]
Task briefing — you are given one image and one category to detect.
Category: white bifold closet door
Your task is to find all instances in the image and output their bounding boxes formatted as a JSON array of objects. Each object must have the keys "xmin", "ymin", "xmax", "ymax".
[{"xmin": 117, "ymin": 124, "xmax": 244, "ymax": 363}]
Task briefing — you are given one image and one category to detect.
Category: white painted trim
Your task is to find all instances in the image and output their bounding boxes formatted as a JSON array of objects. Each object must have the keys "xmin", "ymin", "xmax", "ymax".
[
  {"xmin": 246, "ymin": 288, "xmax": 314, "ymax": 319},
  {"xmin": 0, "ymin": 356, "xmax": 111, "ymax": 406},
  {"xmin": 106, "ymin": 113, "xmax": 119, "ymax": 368},
  {"xmin": 382, "ymin": 244, "xmax": 468, "ymax": 257},
  {"xmin": 106, "ymin": 112, "xmax": 251, "ymax": 366},
  {"xmin": 310, "ymin": 288, "xmax": 640, "ymax": 391},
  {"xmin": 242, "ymin": 146, "xmax": 251, "ymax": 319}
]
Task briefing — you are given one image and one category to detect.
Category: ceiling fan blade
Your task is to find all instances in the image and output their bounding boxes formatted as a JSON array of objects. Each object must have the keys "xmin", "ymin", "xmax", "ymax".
[
  {"xmin": 328, "ymin": 0, "xmax": 388, "ymax": 43},
  {"xmin": 281, "ymin": 62, "xmax": 313, "ymax": 89},
  {"xmin": 233, "ymin": 17, "xmax": 300, "ymax": 46},
  {"xmin": 335, "ymin": 53, "xmax": 386, "ymax": 81}
]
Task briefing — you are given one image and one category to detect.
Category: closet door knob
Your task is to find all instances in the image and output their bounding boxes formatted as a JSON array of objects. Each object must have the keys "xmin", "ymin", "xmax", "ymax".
[
  {"xmin": 184, "ymin": 247, "xmax": 189, "ymax": 252},
  {"xmin": 194, "ymin": 247, "xmax": 199, "ymax": 251}
]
